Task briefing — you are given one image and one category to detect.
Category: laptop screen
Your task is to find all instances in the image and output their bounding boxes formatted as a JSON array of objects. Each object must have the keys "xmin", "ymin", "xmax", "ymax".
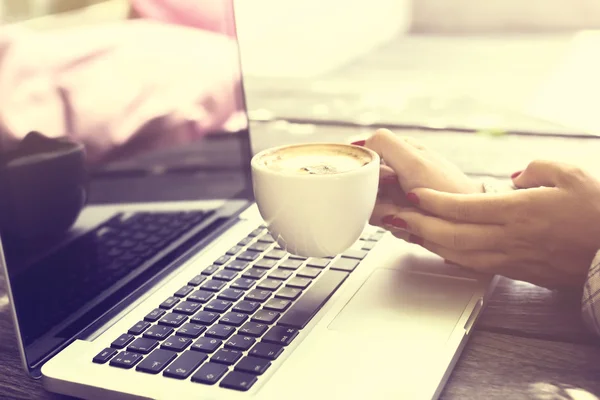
[{"xmin": 0, "ymin": 0, "xmax": 253, "ymax": 371}]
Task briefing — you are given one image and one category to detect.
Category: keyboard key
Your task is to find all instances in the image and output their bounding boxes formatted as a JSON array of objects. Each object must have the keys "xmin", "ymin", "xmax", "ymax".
[
  {"xmin": 249, "ymin": 342, "xmax": 284, "ymax": 360},
  {"xmin": 158, "ymin": 313, "xmax": 187, "ymax": 327},
  {"xmin": 238, "ymin": 237, "xmax": 253, "ymax": 246},
  {"xmin": 211, "ymin": 349, "xmax": 242, "ymax": 365},
  {"xmin": 264, "ymin": 249, "xmax": 286, "ymax": 259},
  {"xmin": 144, "ymin": 309, "xmax": 166, "ymax": 323},
  {"xmin": 235, "ymin": 356, "xmax": 271, "ymax": 375},
  {"xmin": 226, "ymin": 246, "xmax": 243, "ymax": 256},
  {"xmin": 263, "ymin": 298, "xmax": 291, "ymax": 312},
  {"xmin": 92, "ymin": 347, "xmax": 117, "ymax": 364},
  {"xmin": 297, "ymin": 267, "xmax": 322, "ymax": 279},
  {"xmin": 231, "ymin": 278, "xmax": 255, "ymax": 290},
  {"xmin": 163, "ymin": 350, "xmax": 207, "ymax": 379},
  {"xmin": 214, "ymin": 269, "xmax": 238, "ymax": 282},
  {"xmin": 161, "ymin": 335, "xmax": 193, "ymax": 352},
  {"xmin": 361, "ymin": 241, "xmax": 376, "ymax": 251},
  {"xmin": 269, "ymin": 269, "xmax": 293, "ymax": 280},
  {"xmin": 173, "ymin": 301, "xmax": 203, "ymax": 315},
  {"xmin": 128, "ymin": 338, "xmax": 158, "ymax": 354},
  {"xmin": 251, "ymin": 310, "xmax": 280, "ymax": 324},
  {"xmin": 191, "ymin": 337, "xmax": 222, "ymax": 353},
  {"xmin": 245, "ymin": 289, "xmax": 271, "ymax": 302},
  {"xmin": 204, "ymin": 299, "xmax": 232, "ymax": 313},
  {"xmin": 176, "ymin": 323, "xmax": 206, "ymax": 339},
  {"xmin": 188, "ymin": 275, "xmax": 207, "ymax": 286},
  {"xmin": 206, "ymin": 324, "xmax": 235, "ymax": 340},
  {"xmin": 191, "ymin": 362, "xmax": 228, "ymax": 385},
  {"xmin": 330, "ymin": 258, "xmax": 360, "ymax": 272},
  {"xmin": 136, "ymin": 349, "xmax": 177, "ymax": 374},
  {"xmin": 275, "ymin": 287, "xmax": 302, "ymax": 300},
  {"xmin": 288, "ymin": 254, "xmax": 307, "ymax": 260},
  {"xmin": 238, "ymin": 322, "xmax": 268, "ymax": 337},
  {"xmin": 279, "ymin": 259, "xmax": 302, "ymax": 270},
  {"xmin": 263, "ymin": 326, "xmax": 298, "ymax": 346},
  {"xmin": 174, "ymin": 285, "xmax": 194, "ymax": 298},
  {"xmin": 233, "ymin": 300, "xmax": 260, "ymax": 314},
  {"xmin": 143, "ymin": 325, "xmax": 173, "ymax": 340},
  {"xmin": 159, "ymin": 296, "xmax": 180, "ymax": 309},
  {"xmin": 214, "ymin": 255, "xmax": 230, "ymax": 265},
  {"xmin": 201, "ymin": 279, "xmax": 227, "ymax": 292},
  {"xmin": 225, "ymin": 260, "xmax": 249, "ymax": 272},
  {"xmin": 257, "ymin": 278, "xmax": 282, "ymax": 291},
  {"xmin": 128, "ymin": 321, "xmax": 151, "ymax": 335},
  {"xmin": 253, "ymin": 258, "xmax": 277, "ymax": 269},
  {"xmin": 220, "ymin": 312, "xmax": 248, "ymax": 327},
  {"xmin": 370, "ymin": 231, "xmax": 385, "ymax": 241},
  {"xmin": 237, "ymin": 250, "xmax": 261, "ymax": 262},
  {"xmin": 109, "ymin": 351, "xmax": 143, "ymax": 369},
  {"xmin": 248, "ymin": 228, "xmax": 264, "ymax": 237},
  {"xmin": 307, "ymin": 258, "xmax": 331, "ymax": 268},
  {"xmin": 202, "ymin": 265, "xmax": 220, "ymax": 275},
  {"xmin": 278, "ymin": 270, "xmax": 349, "ymax": 329},
  {"xmin": 242, "ymin": 268, "xmax": 267, "ymax": 280},
  {"xmin": 218, "ymin": 288, "xmax": 244, "ymax": 301},
  {"xmin": 191, "ymin": 311, "xmax": 219, "ymax": 325},
  {"xmin": 220, "ymin": 371, "xmax": 258, "ymax": 392},
  {"xmin": 342, "ymin": 249, "xmax": 368, "ymax": 260},
  {"xmin": 248, "ymin": 242, "xmax": 270, "ymax": 252},
  {"xmin": 188, "ymin": 289, "xmax": 214, "ymax": 303},
  {"xmin": 287, "ymin": 277, "xmax": 312, "ymax": 289},
  {"xmin": 258, "ymin": 233, "xmax": 275, "ymax": 243},
  {"xmin": 225, "ymin": 334, "xmax": 256, "ymax": 351},
  {"xmin": 111, "ymin": 334, "xmax": 135, "ymax": 349}
]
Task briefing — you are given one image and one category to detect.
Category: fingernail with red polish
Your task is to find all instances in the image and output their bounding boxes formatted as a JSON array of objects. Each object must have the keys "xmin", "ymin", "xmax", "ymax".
[
  {"xmin": 380, "ymin": 175, "xmax": 398, "ymax": 184},
  {"xmin": 351, "ymin": 140, "xmax": 366, "ymax": 146},
  {"xmin": 391, "ymin": 217, "xmax": 407, "ymax": 229},
  {"xmin": 381, "ymin": 215, "xmax": 395, "ymax": 226},
  {"xmin": 406, "ymin": 192, "xmax": 419, "ymax": 205},
  {"xmin": 511, "ymin": 171, "xmax": 522, "ymax": 179},
  {"xmin": 381, "ymin": 215, "xmax": 408, "ymax": 229},
  {"xmin": 409, "ymin": 235, "xmax": 423, "ymax": 245}
]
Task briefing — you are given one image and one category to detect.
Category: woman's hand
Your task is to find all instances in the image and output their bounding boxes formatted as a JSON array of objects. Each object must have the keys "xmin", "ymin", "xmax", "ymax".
[
  {"xmin": 357, "ymin": 128, "xmax": 483, "ymax": 228},
  {"xmin": 388, "ymin": 160, "xmax": 600, "ymax": 289}
]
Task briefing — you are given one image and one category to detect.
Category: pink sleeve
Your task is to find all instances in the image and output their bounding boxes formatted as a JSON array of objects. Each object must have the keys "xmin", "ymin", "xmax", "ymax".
[{"xmin": 0, "ymin": 20, "xmax": 242, "ymax": 164}]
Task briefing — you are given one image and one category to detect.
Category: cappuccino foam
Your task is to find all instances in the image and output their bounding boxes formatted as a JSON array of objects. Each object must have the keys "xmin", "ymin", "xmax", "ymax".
[{"xmin": 258, "ymin": 144, "xmax": 372, "ymax": 175}]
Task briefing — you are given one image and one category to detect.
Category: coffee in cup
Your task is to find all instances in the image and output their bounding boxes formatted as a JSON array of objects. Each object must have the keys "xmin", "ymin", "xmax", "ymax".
[{"xmin": 251, "ymin": 143, "xmax": 379, "ymax": 257}]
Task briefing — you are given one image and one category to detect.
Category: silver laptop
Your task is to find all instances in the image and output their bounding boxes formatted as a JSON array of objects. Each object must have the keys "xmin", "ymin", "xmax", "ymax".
[{"xmin": 0, "ymin": 3, "xmax": 497, "ymax": 399}]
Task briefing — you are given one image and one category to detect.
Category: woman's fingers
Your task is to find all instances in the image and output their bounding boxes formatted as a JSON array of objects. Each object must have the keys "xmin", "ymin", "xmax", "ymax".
[
  {"xmin": 392, "ymin": 209, "xmax": 506, "ymax": 251},
  {"xmin": 408, "ymin": 187, "xmax": 517, "ymax": 224},
  {"xmin": 370, "ymin": 201, "xmax": 403, "ymax": 227},
  {"xmin": 375, "ymin": 201, "xmax": 506, "ymax": 251}
]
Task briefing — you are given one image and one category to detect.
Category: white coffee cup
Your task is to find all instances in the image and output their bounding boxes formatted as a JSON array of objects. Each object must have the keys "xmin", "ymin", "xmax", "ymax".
[{"xmin": 251, "ymin": 142, "xmax": 380, "ymax": 257}]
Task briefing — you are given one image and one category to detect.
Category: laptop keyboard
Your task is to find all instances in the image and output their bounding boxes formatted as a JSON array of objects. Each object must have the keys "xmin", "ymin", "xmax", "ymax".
[{"xmin": 93, "ymin": 226, "xmax": 385, "ymax": 392}]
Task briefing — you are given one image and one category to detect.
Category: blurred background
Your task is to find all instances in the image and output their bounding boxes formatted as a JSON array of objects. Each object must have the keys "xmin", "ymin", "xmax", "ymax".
[{"xmin": 2, "ymin": 0, "xmax": 600, "ymax": 176}]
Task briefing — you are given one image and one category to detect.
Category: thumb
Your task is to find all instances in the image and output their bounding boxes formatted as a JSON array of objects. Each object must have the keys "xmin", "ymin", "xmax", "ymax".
[{"xmin": 512, "ymin": 160, "xmax": 573, "ymax": 189}]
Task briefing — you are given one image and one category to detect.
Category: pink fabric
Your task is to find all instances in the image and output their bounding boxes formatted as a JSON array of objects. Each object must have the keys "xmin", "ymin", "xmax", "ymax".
[
  {"xmin": 129, "ymin": 0, "xmax": 236, "ymax": 37},
  {"xmin": 0, "ymin": 20, "xmax": 242, "ymax": 164}
]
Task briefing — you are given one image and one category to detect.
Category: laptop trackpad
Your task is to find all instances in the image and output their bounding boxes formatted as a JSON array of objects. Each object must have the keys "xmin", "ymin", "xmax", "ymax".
[{"xmin": 328, "ymin": 268, "xmax": 478, "ymax": 343}]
